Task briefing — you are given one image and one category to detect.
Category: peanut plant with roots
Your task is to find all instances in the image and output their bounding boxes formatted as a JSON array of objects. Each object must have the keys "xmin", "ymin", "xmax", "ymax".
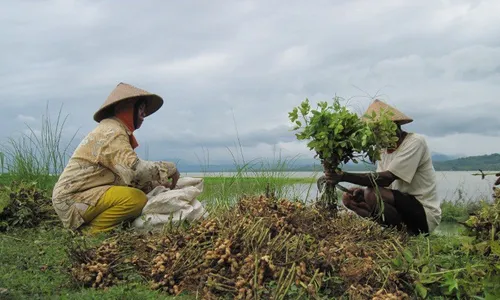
[{"xmin": 288, "ymin": 97, "xmax": 398, "ymax": 211}]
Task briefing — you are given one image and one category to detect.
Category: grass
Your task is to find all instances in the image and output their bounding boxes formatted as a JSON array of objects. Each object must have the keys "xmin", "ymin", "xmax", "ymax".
[
  {"xmin": 439, "ymin": 185, "xmax": 485, "ymax": 223},
  {"xmin": 396, "ymin": 233, "xmax": 500, "ymax": 298},
  {"xmin": 0, "ymin": 104, "xmax": 76, "ymax": 190},
  {"xmin": 201, "ymin": 176, "xmax": 315, "ymax": 185},
  {"xmin": 196, "ymin": 174, "xmax": 318, "ymax": 211},
  {"xmin": 0, "ymin": 174, "xmax": 316, "ymax": 189},
  {"xmin": 0, "ymin": 228, "xmax": 78, "ymax": 299},
  {"xmin": 0, "ymin": 227, "xmax": 192, "ymax": 300},
  {"xmin": 440, "ymin": 199, "xmax": 482, "ymax": 223},
  {"xmin": 189, "ymin": 148, "xmax": 322, "ymax": 211}
]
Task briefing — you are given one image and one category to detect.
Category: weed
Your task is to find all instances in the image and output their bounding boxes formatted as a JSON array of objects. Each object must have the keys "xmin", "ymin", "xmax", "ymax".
[
  {"xmin": 392, "ymin": 234, "xmax": 500, "ymax": 299},
  {"xmin": 440, "ymin": 198, "xmax": 482, "ymax": 223},
  {"xmin": 0, "ymin": 103, "xmax": 77, "ymax": 189},
  {"xmin": 0, "ymin": 181, "xmax": 57, "ymax": 231}
]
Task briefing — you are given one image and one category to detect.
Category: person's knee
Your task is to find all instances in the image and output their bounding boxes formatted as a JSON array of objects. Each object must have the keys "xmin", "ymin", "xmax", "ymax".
[
  {"xmin": 124, "ymin": 188, "xmax": 148, "ymax": 217},
  {"xmin": 364, "ymin": 188, "xmax": 386, "ymax": 214},
  {"xmin": 364, "ymin": 188, "xmax": 377, "ymax": 203}
]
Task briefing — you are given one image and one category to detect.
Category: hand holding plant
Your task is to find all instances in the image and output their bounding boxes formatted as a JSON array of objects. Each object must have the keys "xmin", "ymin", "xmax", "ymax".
[{"xmin": 288, "ymin": 96, "xmax": 398, "ymax": 209}]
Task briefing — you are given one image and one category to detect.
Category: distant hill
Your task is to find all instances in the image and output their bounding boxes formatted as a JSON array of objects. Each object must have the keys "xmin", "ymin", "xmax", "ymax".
[
  {"xmin": 284, "ymin": 153, "xmax": 462, "ymax": 172},
  {"xmin": 288, "ymin": 153, "xmax": 500, "ymax": 172},
  {"xmin": 431, "ymin": 152, "xmax": 459, "ymax": 162},
  {"xmin": 433, "ymin": 153, "xmax": 500, "ymax": 171},
  {"xmin": 165, "ymin": 153, "xmax": 500, "ymax": 173},
  {"xmin": 290, "ymin": 162, "xmax": 376, "ymax": 172}
]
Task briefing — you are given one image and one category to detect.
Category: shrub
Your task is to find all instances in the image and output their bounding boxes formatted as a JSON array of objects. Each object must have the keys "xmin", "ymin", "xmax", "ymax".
[{"xmin": 0, "ymin": 181, "xmax": 57, "ymax": 231}]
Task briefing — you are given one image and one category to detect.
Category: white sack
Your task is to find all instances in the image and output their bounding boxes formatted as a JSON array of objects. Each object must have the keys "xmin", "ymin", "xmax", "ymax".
[{"xmin": 132, "ymin": 177, "xmax": 208, "ymax": 228}]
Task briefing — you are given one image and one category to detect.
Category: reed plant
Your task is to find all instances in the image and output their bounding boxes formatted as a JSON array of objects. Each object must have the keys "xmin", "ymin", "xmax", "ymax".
[{"xmin": 0, "ymin": 104, "xmax": 77, "ymax": 190}]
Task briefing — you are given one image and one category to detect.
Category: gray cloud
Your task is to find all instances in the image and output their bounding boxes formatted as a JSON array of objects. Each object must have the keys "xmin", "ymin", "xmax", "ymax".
[
  {"xmin": 136, "ymin": 124, "xmax": 294, "ymax": 149},
  {"xmin": 407, "ymin": 109, "xmax": 500, "ymax": 138},
  {"xmin": 1, "ymin": 0, "xmax": 500, "ymax": 164}
]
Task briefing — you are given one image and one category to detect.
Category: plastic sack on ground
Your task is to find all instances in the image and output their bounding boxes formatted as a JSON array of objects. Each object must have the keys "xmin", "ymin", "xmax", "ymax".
[{"xmin": 132, "ymin": 177, "xmax": 208, "ymax": 228}]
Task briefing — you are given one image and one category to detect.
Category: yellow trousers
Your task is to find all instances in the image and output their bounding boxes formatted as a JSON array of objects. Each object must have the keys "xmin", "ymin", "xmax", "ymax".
[{"xmin": 81, "ymin": 186, "xmax": 147, "ymax": 234}]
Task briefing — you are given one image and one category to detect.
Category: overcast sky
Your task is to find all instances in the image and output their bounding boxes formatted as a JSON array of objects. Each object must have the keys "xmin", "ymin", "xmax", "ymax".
[{"xmin": 1, "ymin": 0, "xmax": 500, "ymax": 165}]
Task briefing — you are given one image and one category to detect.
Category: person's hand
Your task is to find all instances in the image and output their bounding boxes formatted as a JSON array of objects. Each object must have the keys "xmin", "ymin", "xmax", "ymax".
[
  {"xmin": 342, "ymin": 187, "xmax": 363, "ymax": 205},
  {"xmin": 341, "ymin": 187, "xmax": 356, "ymax": 204},
  {"xmin": 323, "ymin": 166, "xmax": 343, "ymax": 185},
  {"xmin": 168, "ymin": 169, "xmax": 180, "ymax": 189}
]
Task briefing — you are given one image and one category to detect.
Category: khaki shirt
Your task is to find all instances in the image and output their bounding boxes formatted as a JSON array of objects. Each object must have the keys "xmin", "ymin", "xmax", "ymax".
[
  {"xmin": 52, "ymin": 117, "xmax": 177, "ymax": 230},
  {"xmin": 376, "ymin": 133, "xmax": 441, "ymax": 232}
]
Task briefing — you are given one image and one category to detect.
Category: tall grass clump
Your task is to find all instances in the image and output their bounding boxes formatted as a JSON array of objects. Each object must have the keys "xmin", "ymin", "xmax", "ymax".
[
  {"xmin": 441, "ymin": 199, "xmax": 482, "ymax": 223},
  {"xmin": 198, "ymin": 150, "xmax": 310, "ymax": 213},
  {"xmin": 440, "ymin": 187, "xmax": 483, "ymax": 223},
  {"xmin": 245, "ymin": 149, "xmax": 313, "ymax": 200},
  {"xmin": 0, "ymin": 104, "xmax": 77, "ymax": 189},
  {"xmin": 0, "ymin": 151, "xmax": 5, "ymax": 174}
]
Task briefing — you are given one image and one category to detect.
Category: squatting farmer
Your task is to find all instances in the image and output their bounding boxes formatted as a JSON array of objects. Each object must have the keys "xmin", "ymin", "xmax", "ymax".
[
  {"xmin": 52, "ymin": 82, "xmax": 180, "ymax": 234},
  {"xmin": 319, "ymin": 100, "xmax": 441, "ymax": 235}
]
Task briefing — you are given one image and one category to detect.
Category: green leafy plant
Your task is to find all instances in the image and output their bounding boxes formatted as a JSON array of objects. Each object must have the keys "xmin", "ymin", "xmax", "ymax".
[
  {"xmin": 391, "ymin": 187, "xmax": 500, "ymax": 299},
  {"xmin": 0, "ymin": 181, "xmax": 57, "ymax": 231},
  {"xmin": 392, "ymin": 234, "xmax": 500, "ymax": 299},
  {"xmin": 461, "ymin": 188, "xmax": 500, "ymax": 257},
  {"xmin": 0, "ymin": 103, "xmax": 77, "ymax": 189},
  {"xmin": 440, "ymin": 198, "xmax": 482, "ymax": 223},
  {"xmin": 288, "ymin": 96, "xmax": 398, "ymax": 208}
]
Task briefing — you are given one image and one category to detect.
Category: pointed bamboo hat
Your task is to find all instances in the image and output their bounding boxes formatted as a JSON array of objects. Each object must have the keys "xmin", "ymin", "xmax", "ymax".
[
  {"xmin": 363, "ymin": 99, "xmax": 413, "ymax": 125},
  {"xmin": 93, "ymin": 82, "xmax": 164, "ymax": 122}
]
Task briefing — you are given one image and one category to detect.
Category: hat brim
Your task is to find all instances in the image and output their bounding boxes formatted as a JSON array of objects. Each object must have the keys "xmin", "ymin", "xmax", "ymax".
[
  {"xmin": 393, "ymin": 119, "xmax": 413, "ymax": 125},
  {"xmin": 363, "ymin": 99, "xmax": 413, "ymax": 125},
  {"xmin": 93, "ymin": 94, "xmax": 164, "ymax": 123}
]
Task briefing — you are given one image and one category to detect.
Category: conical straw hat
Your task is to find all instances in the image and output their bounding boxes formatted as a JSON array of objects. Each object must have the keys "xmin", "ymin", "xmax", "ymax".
[
  {"xmin": 363, "ymin": 99, "xmax": 413, "ymax": 125},
  {"xmin": 93, "ymin": 82, "xmax": 164, "ymax": 122}
]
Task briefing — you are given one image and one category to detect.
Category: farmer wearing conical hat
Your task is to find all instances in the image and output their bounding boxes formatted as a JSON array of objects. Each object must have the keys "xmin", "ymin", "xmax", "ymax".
[
  {"xmin": 320, "ymin": 99, "xmax": 441, "ymax": 235},
  {"xmin": 52, "ymin": 83, "xmax": 180, "ymax": 234}
]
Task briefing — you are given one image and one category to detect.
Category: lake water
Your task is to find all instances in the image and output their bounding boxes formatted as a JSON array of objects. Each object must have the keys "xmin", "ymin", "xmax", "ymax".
[{"xmin": 182, "ymin": 171, "xmax": 498, "ymax": 203}]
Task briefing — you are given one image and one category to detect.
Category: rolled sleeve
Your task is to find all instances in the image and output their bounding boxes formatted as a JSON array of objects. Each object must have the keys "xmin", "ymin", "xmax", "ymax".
[
  {"xmin": 98, "ymin": 133, "xmax": 177, "ymax": 190},
  {"xmin": 133, "ymin": 160, "xmax": 177, "ymax": 189}
]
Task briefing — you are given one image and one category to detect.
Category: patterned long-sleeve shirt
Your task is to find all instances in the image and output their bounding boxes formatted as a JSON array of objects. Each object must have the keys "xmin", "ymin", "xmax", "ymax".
[{"xmin": 52, "ymin": 117, "xmax": 177, "ymax": 230}]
